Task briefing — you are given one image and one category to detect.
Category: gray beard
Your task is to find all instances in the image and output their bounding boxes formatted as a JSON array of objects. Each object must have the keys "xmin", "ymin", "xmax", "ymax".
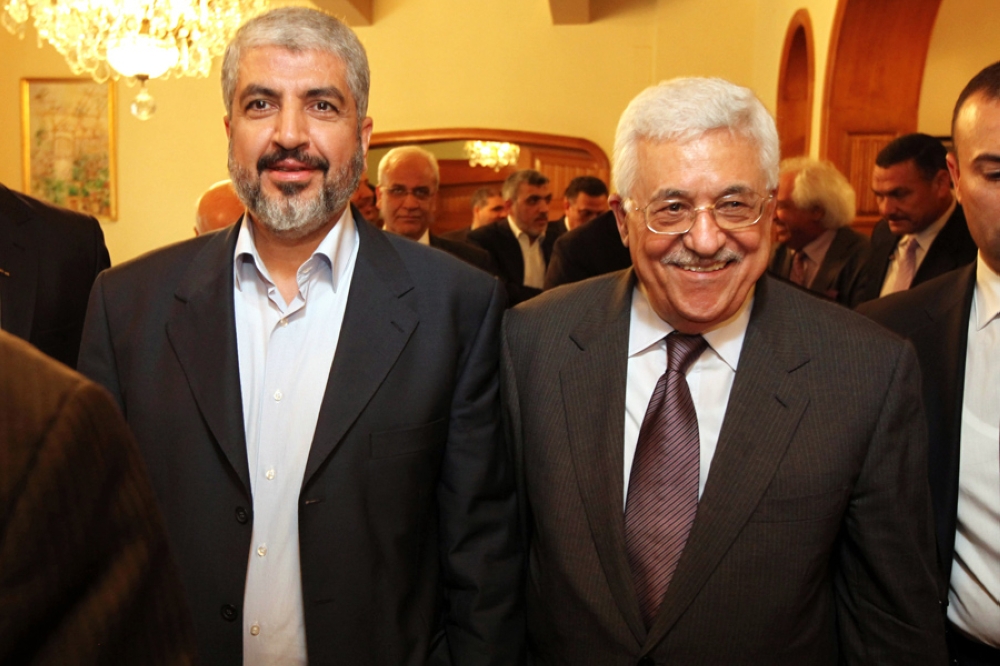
[{"xmin": 229, "ymin": 142, "xmax": 365, "ymax": 240}]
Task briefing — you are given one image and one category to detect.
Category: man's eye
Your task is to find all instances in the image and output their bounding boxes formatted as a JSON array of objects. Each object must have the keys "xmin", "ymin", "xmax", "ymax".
[
  {"xmin": 247, "ymin": 100, "xmax": 270, "ymax": 111},
  {"xmin": 717, "ymin": 199, "xmax": 750, "ymax": 210},
  {"xmin": 314, "ymin": 101, "xmax": 338, "ymax": 112}
]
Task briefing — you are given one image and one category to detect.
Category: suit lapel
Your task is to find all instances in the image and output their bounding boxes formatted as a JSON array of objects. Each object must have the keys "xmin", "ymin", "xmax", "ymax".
[
  {"xmin": 812, "ymin": 228, "xmax": 851, "ymax": 293},
  {"xmin": 302, "ymin": 216, "xmax": 418, "ymax": 487},
  {"xmin": 0, "ymin": 188, "xmax": 38, "ymax": 339},
  {"xmin": 560, "ymin": 271, "xmax": 647, "ymax": 643},
  {"xmin": 165, "ymin": 222, "xmax": 251, "ymax": 495},
  {"xmin": 645, "ymin": 278, "xmax": 811, "ymax": 648}
]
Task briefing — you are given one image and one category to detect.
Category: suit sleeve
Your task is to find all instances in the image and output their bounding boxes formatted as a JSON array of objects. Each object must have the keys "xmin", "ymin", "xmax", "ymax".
[
  {"xmin": 834, "ymin": 340, "xmax": 948, "ymax": 664},
  {"xmin": 77, "ymin": 272, "xmax": 124, "ymax": 411},
  {"xmin": 434, "ymin": 278, "xmax": 525, "ymax": 666},
  {"xmin": 543, "ymin": 236, "xmax": 580, "ymax": 290},
  {"xmin": 0, "ymin": 379, "xmax": 195, "ymax": 665}
]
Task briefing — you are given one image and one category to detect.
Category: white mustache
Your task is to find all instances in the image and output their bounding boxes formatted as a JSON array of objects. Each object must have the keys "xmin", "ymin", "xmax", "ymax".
[{"xmin": 660, "ymin": 246, "xmax": 742, "ymax": 268}]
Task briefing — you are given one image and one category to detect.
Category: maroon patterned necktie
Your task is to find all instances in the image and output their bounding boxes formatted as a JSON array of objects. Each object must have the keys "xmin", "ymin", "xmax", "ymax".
[{"xmin": 625, "ymin": 332, "xmax": 708, "ymax": 628}]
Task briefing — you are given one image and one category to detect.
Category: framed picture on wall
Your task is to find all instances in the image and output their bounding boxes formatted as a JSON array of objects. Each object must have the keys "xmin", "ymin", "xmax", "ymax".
[{"xmin": 20, "ymin": 78, "xmax": 117, "ymax": 220}]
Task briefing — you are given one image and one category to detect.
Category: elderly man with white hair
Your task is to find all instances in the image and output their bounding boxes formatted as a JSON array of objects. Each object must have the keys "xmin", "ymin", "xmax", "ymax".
[
  {"xmin": 378, "ymin": 145, "xmax": 494, "ymax": 273},
  {"xmin": 768, "ymin": 157, "xmax": 869, "ymax": 304},
  {"xmin": 501, "ymin": 76, "xmax": 946, "ymax": 664}
]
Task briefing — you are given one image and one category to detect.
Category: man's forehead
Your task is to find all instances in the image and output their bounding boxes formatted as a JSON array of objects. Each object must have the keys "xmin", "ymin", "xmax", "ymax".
[{"xmin": 518, "ymin": 183, "xmax": 550, "ymax": 198}]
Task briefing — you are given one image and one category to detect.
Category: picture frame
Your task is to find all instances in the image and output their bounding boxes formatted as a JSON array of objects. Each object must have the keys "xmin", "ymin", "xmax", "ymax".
[{"xmin": 20, "ymin": 78, "xmax": 117, "ymax": 220}]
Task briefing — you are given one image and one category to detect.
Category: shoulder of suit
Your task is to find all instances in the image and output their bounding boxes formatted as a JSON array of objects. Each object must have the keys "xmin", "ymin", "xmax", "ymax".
[{"xmin": 858, "ymin": 263, "xmax": 972, "ymax": 324}]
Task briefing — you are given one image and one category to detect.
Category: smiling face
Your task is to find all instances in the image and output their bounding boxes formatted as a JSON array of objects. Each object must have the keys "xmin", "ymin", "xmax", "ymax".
[
  {"xmin": 225, "ymin": 45, "xmax": 373, "ymax": 240},
  {"xmin": 612, "ymin": 130, "xmax": 774, "ymax": 333},
  {"xmin": 949, "ymin": 91, "xmax": 1000, "ymax": 274}
]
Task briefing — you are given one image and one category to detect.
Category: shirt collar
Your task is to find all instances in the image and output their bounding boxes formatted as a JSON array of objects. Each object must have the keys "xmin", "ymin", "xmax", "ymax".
[
  {"xmin": 417, "ymin": 228, "xmax": 431, "ymax": 245},
  {"xmin": 974, "ymin": 255, "xmax": 1000, "ymax": 330},
  {"xmin": 234, "ymin": 206, "xmax": 357, "ymax": 293},
  {"xmin": 801, "ymin": 228, "xmax": 837, "ymax": 264},
  {"xmin": 628, "ymin": 280, "xmax": 753, "ymax": 372}
]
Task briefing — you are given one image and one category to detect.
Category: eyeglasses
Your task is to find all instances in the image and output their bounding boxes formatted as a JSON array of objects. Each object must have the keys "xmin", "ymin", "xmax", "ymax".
[
  {"xmin": 385, "ymin": 185, "xmax": 434, "ymax": 202},
  {"xmin": 630, "ymin": 191, "xmax": 773, "ymax": 235}
]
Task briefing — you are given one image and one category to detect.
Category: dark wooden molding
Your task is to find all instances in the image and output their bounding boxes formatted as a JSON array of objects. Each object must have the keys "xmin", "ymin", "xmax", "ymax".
[{"xmin": 776, "ymin": 9, "xmax": 814, "ymax": 159}]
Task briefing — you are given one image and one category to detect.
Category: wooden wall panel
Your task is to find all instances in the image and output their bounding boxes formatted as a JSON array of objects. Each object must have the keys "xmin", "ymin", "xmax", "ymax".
[
  {"xmin": 776, "ymin": 10, "xmax": 814, "ymax": 160},
  {"xmin": 821, "ymin": 0, "xmax": 943, "ymax": 233}
]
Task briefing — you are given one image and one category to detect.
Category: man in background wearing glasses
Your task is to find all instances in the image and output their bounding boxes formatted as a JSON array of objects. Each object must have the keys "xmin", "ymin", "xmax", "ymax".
[
  {"xmin": 501, "ymin": 77, "xmax": 947, "ymax": 664},
  {"xmin": 378, "ymin": 146, "xmax": 494, "ymax": 273}
]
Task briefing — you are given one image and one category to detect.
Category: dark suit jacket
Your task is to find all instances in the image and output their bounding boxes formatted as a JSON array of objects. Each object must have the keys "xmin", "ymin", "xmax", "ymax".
[
  {"xmin": 429, "ymin": 233, "xmax": 496, "ymax": 274},
  {"xmin": 78, "ymin": 212, "xmax": 523, "ymax": 665},
  {"xmin": 857, "ymin": 263, "xmax": 975, "ymax": 586},
  {"xmin": 0, "ymin": 183, "xmax": 110, "ymax": 368},
  {"xmin": 502, "ymin": 272, "xmax": 946, "ymax": 665},
  {"xmin": 768, "ymin": 226, "xmax": 869, "ymax": 305},
  {"xmin": 849, "ymin": 205, "xmax": 976, "ymax": 307},
  {"xmin": 544, "ymin": 210, "xmax": 631, "ymax": 290},
  {"xmin": 0, "ymin": 330, "xmax": 195, "ymax": 665},
  {"xmin": 467, "ymin": 219, "xmax": 566, "ymax": 306}
]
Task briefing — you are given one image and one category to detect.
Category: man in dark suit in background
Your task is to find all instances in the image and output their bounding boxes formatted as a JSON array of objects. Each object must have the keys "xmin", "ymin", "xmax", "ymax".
[
  {"xmin": 79, "ymin": 8, "xmax": 522, "ymax": 665},
  {"xmin": 543, "ymin": 209, "xmax": 631, "ymax": 289},
  {"xmin": 768, "ymin": 157, "xmax": 868, "ymax": 304},
  {"xmin": 557, "ymin": 175, "xmax": 609, "ymax": 231},
  {"xmin": 860, "ymin": 60, "xmax": 1000, "ymax": 665},
  {"xmin": 468, "ymin": 169, "xmax": 565, "ymax": 305},
  {"xmin": 0, "ymin": 330, "xmax": 195, "ymax": 665},
  {"xmin": 377, "ymin": 145, "xmax": 495, "ymax": 273},
  {"xmin": 0, "ymin": 182, "xmax": 110, "ymax": 368},
  {"xmin": 850, "ymin": 133, "xmax": 976, "ymax": 306},
  {"xmin": 441, "ymin": 187, "xmax": 506, "ymax": 243},
  {"xmin": 503, "ymin": 76, "xmax": 946, "ymax": 664}
]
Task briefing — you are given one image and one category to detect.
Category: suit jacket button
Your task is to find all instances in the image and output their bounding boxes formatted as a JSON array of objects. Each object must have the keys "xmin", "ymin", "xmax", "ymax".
[
  {"xmin": 221, "ymin": 604, "xmax": 239, "ymax": 622},
  {"xmin": 235, "ymin": 506, "xmax": 249, "ymax": 524}
]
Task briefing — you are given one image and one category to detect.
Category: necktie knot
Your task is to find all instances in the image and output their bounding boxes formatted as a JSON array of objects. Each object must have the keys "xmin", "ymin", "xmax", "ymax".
[{"xmin": 667, "ymin": 333, "xmax": 708, "ymax": 375}]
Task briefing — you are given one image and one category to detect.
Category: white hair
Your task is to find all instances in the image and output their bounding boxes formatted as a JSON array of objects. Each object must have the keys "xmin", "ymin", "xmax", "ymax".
[
  {"xmin": 377, "ymin": 145, "xmax": 440, "ymax": 188},
  {"xmin": 612, "ymin": 77, "xmax": 779, "ymax": 200},
  {"xmin": 781, "ymin": 157, "xmax": 856, "ymax": 229}
]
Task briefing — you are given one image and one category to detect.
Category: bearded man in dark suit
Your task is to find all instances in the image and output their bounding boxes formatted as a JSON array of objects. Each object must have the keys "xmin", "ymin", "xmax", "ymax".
[
  {"xmin": 860, "ymin": 60, "xmax": 1000, "ymax": 665},
  {"xmin": 502, "ymin": 76, "xmax": 946, "ymax": 664},
  {"xmin": 467, "ymin": 169, "xmax": 565, "ymax": 305},
  {"xmin": 0, "ymin": 183, "xmax": 110, "ymax": 367},
  {"xmin": 79, "ymin": 7, "xmax": 522, "ymax": 665}
]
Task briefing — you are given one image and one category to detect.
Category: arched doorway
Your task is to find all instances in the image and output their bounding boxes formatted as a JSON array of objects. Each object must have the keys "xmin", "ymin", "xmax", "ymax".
[
  {"xmin": 776, "ymin": 9, "xmax": 814, "ymax": 160},
  {"xmin": 820, "ymin": 0, "xmax": 944, "ymax": 230}
]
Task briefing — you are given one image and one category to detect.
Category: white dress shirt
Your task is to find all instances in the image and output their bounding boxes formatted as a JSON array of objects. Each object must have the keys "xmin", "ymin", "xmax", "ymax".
[
  {"xmin": 623, "ymin": 284, "xmax": 752, "ymax": 505},
  {"xmin": 880, "ymin": 199, "xmax": 956, "ymax": 297},
  {"xmin": 507, "ymin": 216, "xmax": 546, "ymax": 289},
  {"xmin": 948, "ymin": 255, "xmax": 1000, "ymax": 647},
  {"xmin": 234, "ymin": 209, "xmax": 358, "ymax": 665}
]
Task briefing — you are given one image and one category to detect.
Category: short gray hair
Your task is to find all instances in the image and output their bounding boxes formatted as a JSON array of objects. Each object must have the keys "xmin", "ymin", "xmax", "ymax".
[
  {"xmin": 502, "ymin": 170, "xmax": 549, "ymax": 202},
  {"xmin": 613, "ymin": 77, "xmax": 779, "ymax": 200},
  {"xmin": 377, "ymin": 146, "xmax": 440, "ymax": 189},
  {"xmin": 221, "ymin": 7, "xmax": 370, "ymax": 124},
  {"xmin": 781, "ymin": 157, "xmax": 856, "ymax": 230}
]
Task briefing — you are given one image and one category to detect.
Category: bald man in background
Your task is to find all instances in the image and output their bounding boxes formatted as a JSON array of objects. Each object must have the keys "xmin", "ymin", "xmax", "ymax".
[{"xmin": 194, "ymin": 180, "xmax": 244, "ymax": 236}]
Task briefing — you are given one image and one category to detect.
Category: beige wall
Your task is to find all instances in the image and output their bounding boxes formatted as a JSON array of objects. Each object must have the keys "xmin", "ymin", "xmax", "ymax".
[{"xmin": 918, "ymin": 0, "xmax": 1000, "ymax": 136}]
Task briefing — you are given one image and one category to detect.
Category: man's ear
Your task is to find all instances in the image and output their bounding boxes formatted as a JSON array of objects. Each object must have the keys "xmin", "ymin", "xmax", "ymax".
[
  {"xmin": 946, "ymin": 153, "xmax": 962, "ymax": 204},
  {"xmin": 610, "ymin": 195, "xmax": 630, "ymax": 248},
  {"xmin": 224, "ymin": 114, "xmax": 231, "ymax": 139}
]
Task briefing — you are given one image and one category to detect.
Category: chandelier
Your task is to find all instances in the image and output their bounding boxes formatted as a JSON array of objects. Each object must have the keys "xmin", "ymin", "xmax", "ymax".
[
  {"xmin": 464, "ymin": 140, "xmax": 520, "ymax": 171},
  {"xmin": 2, "ymin": 0, "xmax": 267, "ymax": 119}
]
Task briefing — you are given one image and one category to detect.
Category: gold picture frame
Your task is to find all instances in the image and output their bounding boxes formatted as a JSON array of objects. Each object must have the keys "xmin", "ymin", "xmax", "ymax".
[{"xmin": 21, "ymin": 78, "xmax": 118, "ymax": 220}]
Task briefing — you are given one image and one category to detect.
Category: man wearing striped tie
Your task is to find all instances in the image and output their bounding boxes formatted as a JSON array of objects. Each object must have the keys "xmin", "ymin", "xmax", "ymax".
[{"xmin": 502, "ymin": 76, "xmax": 947, "ymax": 664}]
